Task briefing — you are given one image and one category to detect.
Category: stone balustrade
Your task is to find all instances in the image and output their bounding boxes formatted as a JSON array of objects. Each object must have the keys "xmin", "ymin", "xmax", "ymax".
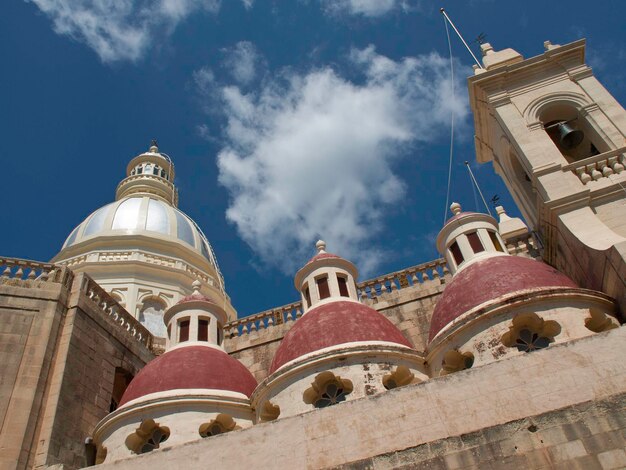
[
  {"xmin": 115, "ymin": 173, "xmax": 179, "ymax": 205},
  {"xmin": 224, "ymin": 259, "xmax": 451, "ymax": 337},
  {"xmin": 0, "ymin": 257, "xmax": 72, "ymax": 286},
  {"xmin": 224, "ymin": 233, "xmax": 541, "ymax": 338},
  {"xmin": 563, "ymin": 146, "xmax": 626, "ymax": 185},
  {"xmin": 58, "ymin": 250, "xmax": 228, "ymax": 298},
  {"xmin": 80, "ymin": 275, "xmax": 154, "ymax": 349},
  {"xmin": 225, "ymin": 302, "xmax": 303, "ymax": 338},
  {"xmin": 357, "ymin": 258, "xmax": 450, "ymax": 302}
]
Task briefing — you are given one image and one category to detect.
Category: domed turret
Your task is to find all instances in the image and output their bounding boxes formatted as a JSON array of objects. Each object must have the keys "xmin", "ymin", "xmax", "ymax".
[
  {"xmin": 52, "ymin": 142, "xmax": 235, "ymax": 337},
  {"xmin": 93, "ymin": 281, "xmax": 257, "ymax": 464},
  {"xmin": 426, "ymin": 203, "xmax": 618, "ymax": 377},
  {"xmin": 252, "ymin": 241, "xmax": 427, "ymax": 421},
  {"xmin": 436, "ymin": 202, "xmax": 508, "ymax": 275}
]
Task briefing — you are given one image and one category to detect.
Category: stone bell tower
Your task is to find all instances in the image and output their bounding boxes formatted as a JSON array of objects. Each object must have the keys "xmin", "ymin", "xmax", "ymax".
[{"xmin": 467, "ymin": 39, "xmax": 626, "ymax": 314}]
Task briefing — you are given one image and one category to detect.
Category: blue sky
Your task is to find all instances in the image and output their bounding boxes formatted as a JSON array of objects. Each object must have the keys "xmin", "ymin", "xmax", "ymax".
[{"xmin": 2, "ymin": 0, "xmax": 625, "ymax": 317}]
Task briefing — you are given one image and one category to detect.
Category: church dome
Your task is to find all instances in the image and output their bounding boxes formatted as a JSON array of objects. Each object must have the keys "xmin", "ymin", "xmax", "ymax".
[
  {"xmin": 429, "ymin": 255, "xmax": 578, "ymax": 341},
  {"xmin": 59, "ymin": 195, "xmax": 219, "ymax": 268},
  {"xmin": 119, "ymin": 346, "xmax": 258, "ymax": 406},
  {"xmin": 270, "ymin": 300, "xmax": 413, "ymax": 374}
]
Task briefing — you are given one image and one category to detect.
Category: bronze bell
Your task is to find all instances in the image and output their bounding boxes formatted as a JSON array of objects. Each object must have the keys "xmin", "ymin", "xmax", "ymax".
[{"xmin": 557, "ymin": 122, "xmax": 584, "ymax": 150}]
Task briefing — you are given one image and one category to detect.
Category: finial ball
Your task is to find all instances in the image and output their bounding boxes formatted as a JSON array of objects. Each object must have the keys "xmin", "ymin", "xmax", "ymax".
[
  {"xmin": 192, "ymin": 280, "xmax": 202, "ymax": 293},
  {"xmin": 315, "ymin": 240, "xmax": 327, "ymax": 253},
  {"xmin": 450, "ymin": 202, "xmax": 462, "ymax": 215}
]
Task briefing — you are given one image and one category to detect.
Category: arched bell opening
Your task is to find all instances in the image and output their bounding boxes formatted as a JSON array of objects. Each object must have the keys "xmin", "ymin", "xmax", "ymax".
[{"xmin": 540, "ymin": 104, "xmax": 606, "ymax": 164}]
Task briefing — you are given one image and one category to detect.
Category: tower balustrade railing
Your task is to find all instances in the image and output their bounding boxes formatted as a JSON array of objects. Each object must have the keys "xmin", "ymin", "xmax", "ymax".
[
  {"xmin": 1, "ymin": 256, "xmax": 151, "ymax": 349},
  {"xmin": 80, "ymin": 275, "xmax": 154, "ymax": 349},
  {"xmin": 562, "ymin": 145, "xmax": 626, "ymax": 185},
  {"xmin": 0, "ymin": 257, "xmax": 72, "ymax": 287}
]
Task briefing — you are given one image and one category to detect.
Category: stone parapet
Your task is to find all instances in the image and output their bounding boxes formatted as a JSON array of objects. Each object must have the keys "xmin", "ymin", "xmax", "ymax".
[{"xmin": 95, "ymin": 326, "xmax": 626, "ymax": 469}]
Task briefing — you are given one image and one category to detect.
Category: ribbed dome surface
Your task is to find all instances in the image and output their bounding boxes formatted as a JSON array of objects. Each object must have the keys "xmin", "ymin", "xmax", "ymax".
[
  {"xmin": 119, "ymin": 346, "xmax": 258, "ymax": 406},
  {"xmin": 60, "ymin": 196, "xmax": 218, "ymax": 266},
  {"xmin": 270, "ymin": 301, "xmax": 413, "ymax": 374},
  {"xmin": 429, "ymin": 256, "xmax": 578, "ymax": 342}
]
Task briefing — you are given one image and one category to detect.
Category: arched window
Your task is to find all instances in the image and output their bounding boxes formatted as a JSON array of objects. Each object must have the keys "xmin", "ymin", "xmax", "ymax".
[{"xmin": 139, "ymin": 297, "xmax": 167, "ymax": 337}]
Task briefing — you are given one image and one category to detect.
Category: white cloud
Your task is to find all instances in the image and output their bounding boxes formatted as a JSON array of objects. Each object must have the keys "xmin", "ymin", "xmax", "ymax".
[
  {"xmin": 26, "ymin": 0, "xmax": 220, "ymax": 62},
  {"xmin": 320, "ymin": 0, "xmax": 410, "ymax": 17},
  {"xmin": 241, "ymin": 0, "xmax": 254, "ymax": 9},
  {"xmin": 193, "ymin": 66, "xmax": 217, "ymax": 94},
  {"xmin": 201, "ymin": 46, "xmax": 468, "ymax": 274},
  {"xmin": 222, "ymin": 41, "xmax": 262, "ymax": 85}
]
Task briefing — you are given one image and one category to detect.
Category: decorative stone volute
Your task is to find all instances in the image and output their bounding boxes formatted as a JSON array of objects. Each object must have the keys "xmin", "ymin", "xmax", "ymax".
[
  {"xmin": 436, "ymin": 203, "xmax": 509, "ymax": 275},
  {"xmin": 294, "ymin": 240, "xmax": 359, "ymax": 313},
  {"xmin": 115, "ymin": 141, "xmax": 179, "ymax": 206}
]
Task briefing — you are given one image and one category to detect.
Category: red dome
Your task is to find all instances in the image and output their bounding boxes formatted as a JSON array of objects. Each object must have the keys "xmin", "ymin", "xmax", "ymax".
[
  {"xmin": 307, "ymin": 252, "xmax": 341, "ymax": 264},
  {"xmin": 270, "ymin": 301, "xmax": 412, "ymax": 374},
  {"xmin": 120, "ymin": 346, "xmax": 257, "ymax": 406},
  {"xmin": 429, "ymin": 256, "xmax": 578, "ymax": 341}
]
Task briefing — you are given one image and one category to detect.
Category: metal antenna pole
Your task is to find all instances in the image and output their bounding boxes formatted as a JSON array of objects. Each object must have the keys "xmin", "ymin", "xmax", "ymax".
[
  {"xmin": 464, "ymin": 161, "xmax": 492, "ymax": 216},
  {"xmin": 440, "ymin": 8, "xmax": 484, "ymax": 70}
]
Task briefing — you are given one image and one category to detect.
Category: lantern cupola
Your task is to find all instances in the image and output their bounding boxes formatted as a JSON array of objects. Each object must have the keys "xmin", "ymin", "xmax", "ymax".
[{"xmin": 293, "ymin": 240, "xmax": 359, "ymax": 312}]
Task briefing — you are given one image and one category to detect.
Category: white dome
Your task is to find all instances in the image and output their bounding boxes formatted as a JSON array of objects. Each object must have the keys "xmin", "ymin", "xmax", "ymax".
[{"xmin": 61, "ymin": 196, "xmax": 220, "ymax": 272}]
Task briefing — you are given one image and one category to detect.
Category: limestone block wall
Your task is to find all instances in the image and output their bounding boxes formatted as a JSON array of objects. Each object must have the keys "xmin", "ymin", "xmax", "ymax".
[
  {"xmin": 334, "ymin": 393, "xmax": 626, "ymax": 470},
  {"xmin": 0, "ymin": 269, "xmax": 71, "ymax": 470},
  {"xmin": 225, "ymin": 321, "xmax": 293, "ymax": 382},
  {"xmin": 0, "ymin": 260, "xmax": 155, "ymax": 470},
  {"xmin": 34, "ymin": 273, "xmax": 154, "ymax": 469},
  {"xmin": 96, "ymin": 326, "xmax": 626, "ymax": 470},
  {"xmin": 593, "ymin": 196, "xmax": 626, "ymax": 238}
]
